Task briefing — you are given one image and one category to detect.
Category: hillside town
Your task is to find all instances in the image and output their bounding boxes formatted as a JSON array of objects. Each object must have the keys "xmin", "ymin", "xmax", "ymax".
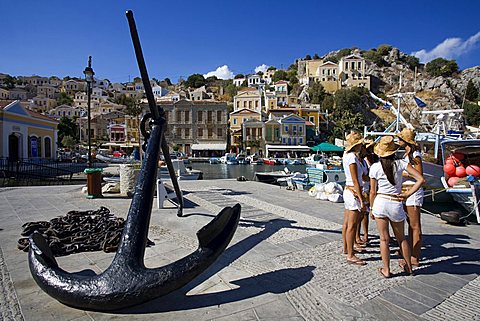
[{"xmin": 1, "ymin": 46, "xmax": 479, "ymax": 162}]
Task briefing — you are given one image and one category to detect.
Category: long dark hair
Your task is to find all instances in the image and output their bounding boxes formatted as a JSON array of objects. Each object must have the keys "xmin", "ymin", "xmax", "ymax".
[{"xmin": 380, "ymin": 154, "xmax": 397, "ymax": 186}]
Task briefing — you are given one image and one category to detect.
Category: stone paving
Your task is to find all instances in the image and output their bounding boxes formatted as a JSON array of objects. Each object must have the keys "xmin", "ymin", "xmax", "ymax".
[{"xmin": 0, "ymin": 180, "xmax": 479, "ymax": 320}]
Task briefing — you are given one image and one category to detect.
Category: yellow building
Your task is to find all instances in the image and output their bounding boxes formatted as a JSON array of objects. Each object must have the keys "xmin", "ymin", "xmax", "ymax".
[
  {"xmin": 229, "ymin": 109, "xmax": 263, "ymax": 153},
  {"xmin": 233, "ymin": 88, "xmax": 262, "ymax": 113},
  {"xmin": 1, "ymin": 100, "xmax": 58, "ymax": 160}
]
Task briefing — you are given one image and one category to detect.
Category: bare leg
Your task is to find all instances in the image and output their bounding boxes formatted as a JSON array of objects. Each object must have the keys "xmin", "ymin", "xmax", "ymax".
[
  {"xmin": 375, "ymin": 217, "xmax": 391, "ymax": 276},
  {"xmin": 346, "ymin": 210, "xmax": 365, "ymax": 263},
  {"xmin": 362, "ymin": 212, "xmax": 369, "ymax": 243},
  {"xmin": 391, "ymin": 220, "xmax": 413, "ymax": 274},
  {"xmin": 342, "ymin": 209, "xmax": 348, "ymax": 254},
  {"xmin": 406, "ymin": 205, "xmax": 422, "ymax": 266}
]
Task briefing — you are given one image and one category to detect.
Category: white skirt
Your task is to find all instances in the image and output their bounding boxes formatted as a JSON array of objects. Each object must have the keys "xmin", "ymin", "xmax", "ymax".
[
  {"xmin": 343, "ymin": 188, "xmax": 361, "ymax": 211},
  {"xmin": 405, "ymin": 187, "xmax": 424, "ymax": 207},
  {"xmin": 372, "ymin": 195, "xmax": 406, "ymax": 222}
]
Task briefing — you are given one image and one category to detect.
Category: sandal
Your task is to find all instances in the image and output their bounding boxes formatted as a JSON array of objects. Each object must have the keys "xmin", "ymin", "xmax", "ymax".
[
  {"xmin": 378, "ymin": 267, "xmax": 391, "ymax": 278},
  {"xmin": 398, "ymin": 260, "xmax": 414, "ymax": 275},
  {"xmin": 346, "ymin": 258, "xmax": 367, "ymax": 266}
]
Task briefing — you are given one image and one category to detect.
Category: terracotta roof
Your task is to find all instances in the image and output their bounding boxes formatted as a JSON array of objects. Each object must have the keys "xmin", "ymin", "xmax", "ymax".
[
  {"xmin": 238, "ymin": 87, "xmax": 257, "ymax": 92},
  {"xmin": 275, "ymin": 80, "xmax": 288, "ymax": 85},
  {"xmin": 27, "ymin": 109, "xmax": 59, "ymax": 123},
  {"xmin": 0, "ymin": 100, "xmax": 14, "ymax": 109},
  {"xmin": 305, "ymin": 121, "xmax": 315, "ymax": 126}
]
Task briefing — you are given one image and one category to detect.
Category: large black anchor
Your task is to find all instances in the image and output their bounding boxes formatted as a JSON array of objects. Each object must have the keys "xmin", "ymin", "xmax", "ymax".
[{"xmin": 27, "ymin": 10, "xmax": 241, "ymax": 311}]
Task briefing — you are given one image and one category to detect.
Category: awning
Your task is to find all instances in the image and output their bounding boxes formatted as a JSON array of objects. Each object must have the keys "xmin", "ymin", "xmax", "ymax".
[
  {"xmin": 191, "ymin": 143, "xmax": 227, "ymax": 151},
  {"xmin": 265, "ymin": 144, "xmax": 311, "ymax": 152},
  {"xmin": 310, "ymin": 142, "xmax": 344, "ymax": 152}
]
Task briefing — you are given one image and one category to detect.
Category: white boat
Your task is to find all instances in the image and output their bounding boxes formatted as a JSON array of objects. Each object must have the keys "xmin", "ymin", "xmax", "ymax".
[
  {"xmin": 246, "ymin": 154, "xmax": 263, "ymax": 165},
  {"xmin": 220, "ymin": 153, "xmax": 238, "ymax": 164},
  {"xmin": 209, "ymin": 157, "xmax": 220, "ymax": 164},
  {"xmin": 439, "ymin": 140, "xmax": 480, "ymax": 223},
  {"xmin": 305, "ymin": 154, "xmax": 325, "ymax": 165},
  {"xmin": 237, "ymin": 153, "xmax": 250, "ymax": 165},
  {"xmin": 159, "ymin": 159, "xmax": 202, "ymax": 180}
]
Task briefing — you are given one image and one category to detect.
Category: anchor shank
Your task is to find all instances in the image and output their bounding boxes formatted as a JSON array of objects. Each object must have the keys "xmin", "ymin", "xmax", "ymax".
[{"xmin": 115, "ymin": 121, "xmax": 164, "ymax": 264}]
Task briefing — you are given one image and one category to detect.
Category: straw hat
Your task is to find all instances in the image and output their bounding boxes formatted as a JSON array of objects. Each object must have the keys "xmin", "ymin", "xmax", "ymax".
[
  {"xmin": 374, "ymin": 136, "xmax": 399, "ymax": 157},
  {"xmin": 345, "ymin": 132, "xmax": 364, "ymax": 152},
  {"xmin": 396, "ymin": 128, "xmax": 418, "ymax": 146}
]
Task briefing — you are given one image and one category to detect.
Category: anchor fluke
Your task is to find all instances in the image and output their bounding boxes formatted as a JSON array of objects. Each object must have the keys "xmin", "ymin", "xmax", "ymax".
[{"xmin": 28, "ymin": 204, "xmax": 241, "ymax": 311}]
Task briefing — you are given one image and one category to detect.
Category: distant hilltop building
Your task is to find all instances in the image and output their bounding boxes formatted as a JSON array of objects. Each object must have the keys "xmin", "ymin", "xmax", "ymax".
[{"xmin": 297, "ymin": 54, "xmax": 370, "ymax": 93}]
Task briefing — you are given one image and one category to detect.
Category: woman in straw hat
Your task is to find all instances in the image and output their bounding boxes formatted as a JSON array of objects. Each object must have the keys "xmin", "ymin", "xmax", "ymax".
[
  {"xmin": 342, "ymin": 132, "xmax": 367, "ymax": 265},
  {"xmin": 397, "ymin": 127, "xmax": 424, "ymax": 268},
  {"xmin": 369, "ymin": 136, "xmax": 425, "ymax": 277},
  {"xmin": 356, "ymin": 139, "xmax": 377, "ymax": 246}
]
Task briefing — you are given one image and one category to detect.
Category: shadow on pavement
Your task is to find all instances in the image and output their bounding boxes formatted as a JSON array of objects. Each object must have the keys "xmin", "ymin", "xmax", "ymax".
[{"xmin": 118, "ymin": 215, "xmax": 317, "ymax": 313}]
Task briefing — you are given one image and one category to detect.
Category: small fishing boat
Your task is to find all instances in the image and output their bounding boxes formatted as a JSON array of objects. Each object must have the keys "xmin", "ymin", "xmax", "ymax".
[
  {"xmin": 159, "ymin": 159, "xmax": 202, "ymax": 180},
  {"xmin": 209, "ymin": 157, "xmax": 221, "ymax": 164},
  {"xmin": 439, "ymin": 140, "xmax": 480, "ymax": 223},
  {"xmin": 263, "ymin": 158, "xmax": 277, "ymax": 165},
  {"xmin": 246, "ymin": 154, "xmax": 263, "ymax": 165},
  {"xmin": 237, "ymin": 153, "xmax": 250, "ymax": 165},
  {"xmin": 255, "ymin": 168, "xmax": 292, "ymax": 185}
]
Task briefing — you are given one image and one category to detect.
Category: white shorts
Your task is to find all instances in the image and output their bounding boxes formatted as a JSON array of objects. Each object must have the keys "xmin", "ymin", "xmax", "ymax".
[
  {"xmin": 372, "ymin": 196, "xmax": 406, "ymax": 222},
  {"xmin": 405, "ymin": 187, "xmax": 424, "ymax": 207},
  {"xmin": 343, "ymin": 189, "xmax": 361, "ymax": 211}
]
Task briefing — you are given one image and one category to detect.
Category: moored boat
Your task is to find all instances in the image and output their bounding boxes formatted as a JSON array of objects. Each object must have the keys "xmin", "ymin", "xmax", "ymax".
[{"xmin": 439, "ymin": 140, "xmax": 480, "ymax": 223}]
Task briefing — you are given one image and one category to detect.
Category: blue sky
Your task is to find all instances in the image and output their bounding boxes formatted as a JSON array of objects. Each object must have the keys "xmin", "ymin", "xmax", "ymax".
[{"xmin": 1, "ymin": 0, "xmax": 479, "ymax": 83}]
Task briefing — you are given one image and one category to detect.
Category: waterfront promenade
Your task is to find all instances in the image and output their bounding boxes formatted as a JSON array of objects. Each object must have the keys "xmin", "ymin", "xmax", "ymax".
[{"xmin": 0, "ymin": 180, "xmax": 479, "ymax": 320}]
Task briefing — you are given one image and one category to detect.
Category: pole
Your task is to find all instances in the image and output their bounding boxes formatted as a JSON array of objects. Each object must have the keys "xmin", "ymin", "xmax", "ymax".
[{"xmin": 87, "ymin": 57, "xmax": 92, "ymax": 168}]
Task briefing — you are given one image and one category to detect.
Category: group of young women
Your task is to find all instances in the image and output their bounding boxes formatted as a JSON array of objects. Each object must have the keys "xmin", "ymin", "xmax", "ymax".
[{"xmin": 342, "ymin": 128, "xmax": 425, "ymax": 278}]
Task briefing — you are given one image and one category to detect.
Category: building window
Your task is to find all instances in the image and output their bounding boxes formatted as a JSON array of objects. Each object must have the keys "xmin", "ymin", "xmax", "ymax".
[
  {"xmin": 284, "ymin": 125, "xmax": 288, "ymax": 132},
  {"xmin": 176, "ymin": 128, "xmax": 182, "ymax": 137},
  {"xmin": 207, "ymin": 111, "xmax": 212, "ymax": 122},
  {"xmin": 255, "ymin": 101, "xmax": 258, "ymax": 108},
  {"xmin": 299, "ymin": 138, "xmax": 303, "ymax": 144},
  {"xmin": 293, "ymin": 138, "xmax": 296, "ymax": 145},
  {"xmin": 176, "ymin": 111, "xmax": 181, "ymax": 122},
  {"xmin": 44, "ymin": 137, "xmax": 51, "ymax": 158},
  {"xmin": 217, "ymin": 110, "xmax": 222, "ymax": 121},
  {"xmin": 293, "ymin": 125, "xmax": 297, "ymax": 132},
  {"xmin": 217, "ymin": 128, "xmax": 223, "ymax": 137},
  {"xmin": 236, "ymin": 101, "xmax": 239, "ymax": 109},
  {"xmin": 299, "ymin": 126, "xmax": 303, "ymax": 132},
  {"xmin": 345, "ymin": 62, "xmax": 348, "ymax": 70},
  {"xmin": 243, "ymin": 101, "xmax": 246, "ymax": 108},
  {"xmin": 288, "ymin": 138, "xmax": 291, "ymax": 145},
  {"xmin": 283, "ymin": 138, "xmax": 286, "ymax": 144},
  {"xmin": 197, "ymin": 111, "xmax": 203, "ymax": 121},
  {"xmin": 185, "ymin": 128, "xmax": 190, "ymax": 138},
  {"xmin": 358, "ymin": 62, "xmax": 361, "ymax": 70},
  {"xmin": 309, "ymin": 116, "xmax": 315, "ymax": 123},
  {"xmin": 208, "ymin": 128, "xmax": 213, "ymax": 138},
  {"xmin": 184, "ymin": 111, "xmax": 189, "ymax": 122},
  {"xmin": 233, "ymin": 118, "xmax": 237, "ymax": 125},
  {"xmin": 198, "ymin": 128, "xmax": 203, "ymax": 137}
]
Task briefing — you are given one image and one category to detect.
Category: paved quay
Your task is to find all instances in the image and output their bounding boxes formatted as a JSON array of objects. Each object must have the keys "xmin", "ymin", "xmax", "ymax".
[{"xmin": 0, "ymin": 180, "xmax": 479, "ymax": 321}]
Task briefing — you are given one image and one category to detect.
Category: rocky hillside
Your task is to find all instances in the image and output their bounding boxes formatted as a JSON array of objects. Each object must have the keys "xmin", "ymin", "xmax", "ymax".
[{"xmin": 319, "ymin": 46, "xmax": 480, "ymax": 129}]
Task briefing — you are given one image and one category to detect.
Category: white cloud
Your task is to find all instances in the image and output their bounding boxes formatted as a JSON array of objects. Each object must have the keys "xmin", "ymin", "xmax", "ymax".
[
  {"xmin": 412, "ymin": 31, "xmax": 480, "ymax": 63},
  {"xmin": 255, "ymin": 64, "xmax": 269, "ymax": 73},
  {"xmin": 203, "ymin": 65, "xmax": 234, "ymax": 80}
]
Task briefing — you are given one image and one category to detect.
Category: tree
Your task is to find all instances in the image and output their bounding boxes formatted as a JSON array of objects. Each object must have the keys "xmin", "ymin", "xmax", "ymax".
[
  {"xmin": 114, "ymin": 94, "xmax": 136, "ymax": 108},
  {"xmin": 256, "ymin": 71, "xmax": 264, "ymax": 76},
  {"xmin": 464, "ymin": 102, "xmax": 480, "ymax": 126},
  {"xmin": 322, "ymin": 95, "xmax": 334, "ymax": 111},
  {"xmin": 313, "ymin": 53, "xmax": 321, "ymax": 59},
  {"xmin": 272, "ymin": 70, "xmax": 288, "ymax": 83},
  {"xmin": 61, "ymin": 135, "xmax": 76, "ymax": 149},
  {"xmin": 363, "ymin": 49, "xmax": 389, "ymax": 67},
  {"xmin": 425, "ymin": 58, "xmax": 459, "ymax": 77},
  {"xmin": 308, "ymin": 82, "xmax": 326, "ymax": 104},
  {"xmin": 56, "ymin": 92, "xmax": 74, "ymax": 106},
  {"xmin": 206, "ymin": 76, "xmax": 218, "ymax": 84},
  {"xmin": 58, "ymin": 117, "xmax": 78, "ymax": 146},
  {"xmin": 2, "ymin": 75, "xmax": 16, "ymax": 89},
  {"xmin": 163, "ymin": 78, "xmax": 172, "ymax": 86},
  {"xmin": 267, "ymin": 66, "xmax": 277, "ymax": 71},
  {"xmin": 234, "ymin": 74, "xmax": 245, "ymax": 79},
  {"xmin": 377, "ymin": 44, "xmax": 392, "ymax": 56},
  {"xmin": 401, "ymin": 55, "xmax": 421, "ymax": 71},
  {"xmin": 304, "ymin": 54, "xmax": 312, "ymax": 60},
  {"xmin": 465, "ymin": 80, "xmax": 479, "ymax": 101},
  {"xmin": 286, "ymin": 70, "xmax": 298, "ymax": 85},
  {"xmin": 329, "ymin": 88, "xmax": 366, "ymax": 140},
  {"xmin": 185, "ymin": 74, "xmax": 206, "ymax": 88}
]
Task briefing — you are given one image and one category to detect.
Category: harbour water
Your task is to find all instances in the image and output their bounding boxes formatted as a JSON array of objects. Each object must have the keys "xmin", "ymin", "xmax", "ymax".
[{"xmin": 190, "ymin": 163, "xmax": 307, "ymax": 180}]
